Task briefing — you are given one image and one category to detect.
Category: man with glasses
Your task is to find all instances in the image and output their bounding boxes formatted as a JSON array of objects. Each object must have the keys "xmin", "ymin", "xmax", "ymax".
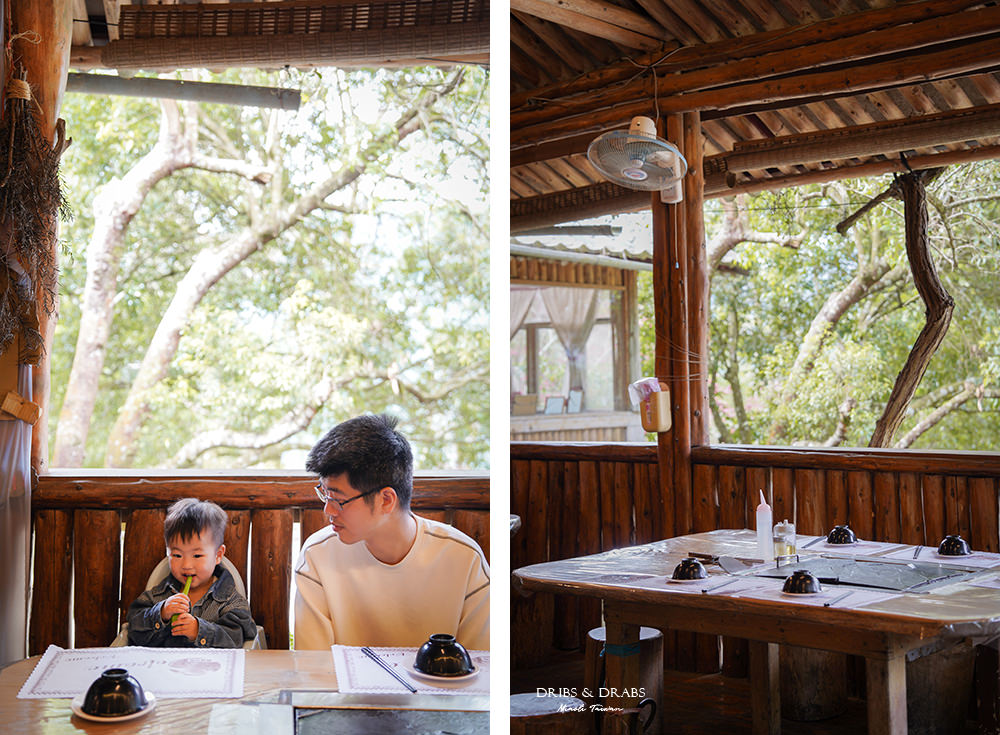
[{"xmin": 293, "ymin": 414, "xmax": 489, "ymax": 651}]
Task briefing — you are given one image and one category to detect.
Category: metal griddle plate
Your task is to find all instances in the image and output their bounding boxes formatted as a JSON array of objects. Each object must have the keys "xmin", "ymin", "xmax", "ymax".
[{"xmin": 753, "ymin": 556, "xmax": 977, "ymax": 592}]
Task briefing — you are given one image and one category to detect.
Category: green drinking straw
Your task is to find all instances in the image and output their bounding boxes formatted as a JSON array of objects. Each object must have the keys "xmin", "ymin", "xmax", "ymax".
[{"xmin": 171, "ymin": 575, "xmax": 193, "ymax": 624}]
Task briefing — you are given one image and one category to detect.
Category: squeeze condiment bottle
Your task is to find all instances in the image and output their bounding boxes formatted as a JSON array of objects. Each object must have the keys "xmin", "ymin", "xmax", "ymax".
[{"xmin": 756, "ymin": 490, "xmax": 773, "ymax": 560}]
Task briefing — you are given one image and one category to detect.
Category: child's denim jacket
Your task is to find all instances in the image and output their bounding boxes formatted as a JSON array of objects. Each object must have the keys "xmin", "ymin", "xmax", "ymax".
[{"xmin": 126, "ymin": 565, "xmax": 257, "ymax": 648}]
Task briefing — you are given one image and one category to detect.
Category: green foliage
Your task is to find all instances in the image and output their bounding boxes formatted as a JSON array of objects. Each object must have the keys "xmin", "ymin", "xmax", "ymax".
[
  {"xmin": 699, "ymin": 168, "xmax": 1000, "ymax": 449},
  {"xmin": 52, "ymin": 66, "xmax": 489, "ymax": 469},
  {"xmin": 639, "ymin": 168, "xmax": 1000, "ymax": 449}
]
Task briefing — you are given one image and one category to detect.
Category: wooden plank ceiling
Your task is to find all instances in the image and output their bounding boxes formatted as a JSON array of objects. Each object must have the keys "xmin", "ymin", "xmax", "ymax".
[
  {"xmin": 71, "ymin": 0, "xmax": 488, "ymax": 71},
  {"xmin": 511, "ymin": 0, "xmax": 1000, "ymax": 230}
]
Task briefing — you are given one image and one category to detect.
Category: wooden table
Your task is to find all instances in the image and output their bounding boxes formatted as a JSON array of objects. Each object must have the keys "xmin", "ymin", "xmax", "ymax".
[
  {"xmin": 512, "ymin": 529, "xmax": 1000, "ymax": 735},
  {"xmin": 1, "ymin": 650, "xmax": 488, "ymax": 734}
]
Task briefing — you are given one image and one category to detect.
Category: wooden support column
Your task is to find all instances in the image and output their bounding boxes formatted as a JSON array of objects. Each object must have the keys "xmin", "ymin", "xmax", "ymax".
[
  {"xmin": 9, "ymin": 0, "xmax": 74, "ymax": 474},
  {"xmin": 866, "ymin": 654, "xmax": 908, "ymax": 735},
  {"xmin": 749, "ymin": 640, "xmax": 781, "ymax": 735}
]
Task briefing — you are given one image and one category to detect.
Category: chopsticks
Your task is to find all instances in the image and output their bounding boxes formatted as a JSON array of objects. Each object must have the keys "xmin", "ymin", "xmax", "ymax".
[
  {"xmin": 800, "ymin": 537, "xmax": 824, "ymax": 550},
  {"xmin": 913, "ymin": 545, "xmax": 923, "ymax": 559},
  {"xmin": 361, "ymin": 647, "xmax": 417, "ymax": 693},
  {"xmin": 823, "ymin": 591, "xmax": 854, "ymax": 608}
]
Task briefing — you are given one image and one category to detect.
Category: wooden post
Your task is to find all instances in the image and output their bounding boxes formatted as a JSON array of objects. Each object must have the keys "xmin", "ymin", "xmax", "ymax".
[
  {"xmin": 73, "ymin": 509, "xmax": 122, "ymax": 647},
  {"xmin": 250, "ymin": 508, "xmax": 293, "ymax": 650},
  {"xmin": 28, "ymin": 509, "xmax": 72, "ymax": 653},
  {"xmin": 120, "ymin": 508, "xmax": 167, "ymax": 627},
  {"xmin": 749, "ymin": 640, "xmax": 781, "ymax": 735},
  {"xmin": 866, "ymin": 653, "xmax": 908, "ymax": 735},
  {"xmin": 9, "ymin": 0, "xmax": 74, "ymax": 474}
]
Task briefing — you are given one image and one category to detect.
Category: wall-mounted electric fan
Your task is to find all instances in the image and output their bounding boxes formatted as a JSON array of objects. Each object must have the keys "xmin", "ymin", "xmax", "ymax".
[{"xmin": 587, "ymin": 116, "xmax": 688, "ymax": 203}]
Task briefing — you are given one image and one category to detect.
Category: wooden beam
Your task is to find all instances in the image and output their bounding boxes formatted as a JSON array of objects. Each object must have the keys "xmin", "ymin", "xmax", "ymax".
[
  {"xmin": 34, "ymin": 471, "xmax": 490, "ymax": 509},
  {"xmin": 510, "ymin": 0, "xmax": 663, "ymax": 50},
  {"xmin": 716, "ymin": 144, "xmax": 1000, "ymax": 197},
  {"xmin": 512, "ymin": 11, "xmax": 593, "ymax": 73},
  {"xmin": 512, "ymin": 144, "xmax": 1000, "ymax": 227},
  {"xmin": 511, "ymin": 182, "xmax": 649, "ymax": 231},
  {"xmin": 103, "ymin": 0, "xmax": 120, "ymax": 42},
  {"xmin": 513, "ymin": 31, "xmax": 1000, "ymax": 147},
  {"xmin": 726, "ymin": 102, "xmax": 1000, "ymax": 172},
  {"xmin": 511, "ymin": 0, "xmax": 987, "ymax": 116},
  {"xmin": 525, "ymin": 0, "xmax": 667, "ymax": 39}
]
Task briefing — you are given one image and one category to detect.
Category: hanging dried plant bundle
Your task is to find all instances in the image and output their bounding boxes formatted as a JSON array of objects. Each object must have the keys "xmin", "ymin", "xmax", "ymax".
[{"xmin": 0, "ymin": 57, "xmax": 71, "ymax": 360}]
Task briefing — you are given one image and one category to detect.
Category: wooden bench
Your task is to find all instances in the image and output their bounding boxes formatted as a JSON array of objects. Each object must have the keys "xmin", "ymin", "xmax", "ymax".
[{"xmin": 30, "ymin": 470, "xmax": 489, "ymax": 653}]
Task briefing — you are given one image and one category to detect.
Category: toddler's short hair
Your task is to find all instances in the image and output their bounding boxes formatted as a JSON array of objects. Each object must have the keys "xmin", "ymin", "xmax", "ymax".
[{"xmin": 164, "ymin": 498, "xmax": 227, "ymax": 549}]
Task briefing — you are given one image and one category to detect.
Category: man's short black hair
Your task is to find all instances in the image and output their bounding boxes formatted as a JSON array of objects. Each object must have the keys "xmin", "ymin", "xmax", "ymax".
[
  {"xmin": 306, "ymin": 414, "xmax": 413, "ymax": 509},
  {"xmin": 163, "ymin": 498, "xmax": 227, "ymax": 549}
]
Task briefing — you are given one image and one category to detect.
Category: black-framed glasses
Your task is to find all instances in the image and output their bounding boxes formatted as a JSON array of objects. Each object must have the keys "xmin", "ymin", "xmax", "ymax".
[{"xmin": 314, "ymin": 483, "xmax": 379, "ymax": 511}]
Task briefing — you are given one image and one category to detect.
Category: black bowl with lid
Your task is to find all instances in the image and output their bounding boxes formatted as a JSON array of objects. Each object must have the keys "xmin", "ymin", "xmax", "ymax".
[
  {"xmin": 671, "ymin": 557, "xmax": 708, "ymax": 581},
  {"xmin": 937, "ymin": 534, "xmax": 971, "ymax": 556},
  {"xmin": 81, "ymin": 669, "xmax": 148, "ymax": 717},
  {"xmin": 414, "ymin": 634, "xmax": 474, "ymax": 677},
  {"xmin": 826, "ymin": 524, "xmax": 857, "ymax": 545},
  {"xmin": 782, "ymin": 570, "xmax": 822, "ymax": 594}
]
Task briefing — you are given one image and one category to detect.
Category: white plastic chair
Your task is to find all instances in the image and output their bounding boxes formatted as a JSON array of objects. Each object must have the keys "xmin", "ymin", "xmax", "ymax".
[{"xmin": 111, "ymin": 556, "xmax": 266, "ymax": 649}]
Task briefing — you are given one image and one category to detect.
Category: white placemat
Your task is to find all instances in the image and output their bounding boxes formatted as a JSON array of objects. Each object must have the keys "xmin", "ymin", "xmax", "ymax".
[
  {"xmin": 331, "ymin": 645, "xmax": 489, "ymax": 696},
  {"xmin": 18, "ymin": 645, "xmax": 244, "ymax": 699}
]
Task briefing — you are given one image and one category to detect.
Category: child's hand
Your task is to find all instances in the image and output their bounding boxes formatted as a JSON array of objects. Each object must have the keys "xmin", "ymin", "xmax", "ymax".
[
  {"xmin": 170, "ymin": 612, "xmax": 199, "ymax": 641},
  {"xmin": 160, "ymin": 593, "xmax": 191, "ymax": 621}
]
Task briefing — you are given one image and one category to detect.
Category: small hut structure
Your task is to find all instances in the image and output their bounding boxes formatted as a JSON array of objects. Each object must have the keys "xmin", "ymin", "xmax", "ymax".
[
  {"xmin": 511, "ymin": 1, "xmax": 1000, "ymax": 732},
  {"xmin": 510, "ymin": 231, "xmax": 647, "ymax": 442}
]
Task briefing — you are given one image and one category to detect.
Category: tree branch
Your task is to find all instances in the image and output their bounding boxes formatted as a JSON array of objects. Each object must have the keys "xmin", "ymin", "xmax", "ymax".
[
  {"xmin": 870, "ymin": 170, "xmax": 954, "ymax": 447},
  {"xmin": 169, "ymin": 374, "xmax": 357, "ymax": 466}
]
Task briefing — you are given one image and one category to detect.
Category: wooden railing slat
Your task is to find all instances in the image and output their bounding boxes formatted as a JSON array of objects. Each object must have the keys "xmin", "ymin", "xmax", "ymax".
[
  {"xmin": 947, "ymin": 475, "xmax": 972, "ymax": 541},
  {"xmin": 29, "ymin": 509, "xmax": 72, "ymax": 654},
  {"xmin": 300, "ymin": 509, "xmax": 328, "ymax": 546},
  {"xmin": 969, "ymin": 477, "xmax": 999, "ymax": 552},
  {"xmin": 922, "ymin": 474, "xmax": 946, "ymax": 546},
  {"xmin": 73, "ymin": 510, "xmax": 121, "ymax": 647},
  {"xmin": 873, "ymin": 471, "xmax": 900, "ymax": 542},
  {"xmin": 771, "ymin": 467, "xmax": 794, "ymax": 529},
  {"xmin": 453, "ymin": 509, "xmax": 490, "ymax": 565},
  {"xmin": 226, "ymin": 509, "xmax": 250, "ymax": 587},
  {"xmin": 633, "ymin": 462, "xmax": 655, "ymax": 544},
  {"xmin": 511, "ymin": 459, "xmax": 531, "ymax": 569},
  {"xmin": 613, "ymin": 462, "xmax": 634, "ymax": 548},
  {"xmin": 794, "ymin": 468, "xmax": 824, "ymax": 536},
  {"xmin": 599, "ymin": 461, "xmax": 617, "ymax": 550},
  {"xmin": 847, "ymin": 470, "xmax": 874, "ymax": 540},
  {"xmin": 120, "ymin": 508, "xmax": 167, "ymax": 628},
  {"xmin": 825, "ymin": 470, "xmax": 848, "ymax": 528},
  {"xmin": 554, "ymin": 461, "xmax": 580, "ymax": 649},
  {"xmin": 249, "ymin": 508, "xmax": 293, "ymax": 650},
  {"xmin": 898, "ymin": 472, "xmax": 924, "ymax": 545}
]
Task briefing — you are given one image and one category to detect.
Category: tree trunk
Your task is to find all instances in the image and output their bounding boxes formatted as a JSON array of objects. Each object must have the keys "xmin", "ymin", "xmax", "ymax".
[
  {"xmin": 53, "ymin": 104, "xmax": 189, "ymax": 467},
  {"xmin": 869, "ymin": 170, "xmax": 954, "ymax": 447}
]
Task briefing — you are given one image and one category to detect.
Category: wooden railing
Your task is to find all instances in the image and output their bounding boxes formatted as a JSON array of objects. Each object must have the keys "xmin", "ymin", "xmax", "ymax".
[
  {"xmin": 510, "ymin": 441, "xmax": 1000, "ymax": 671},
  {"xmin": 30, "ymin": 470, "xmax": 489, "ymax": 654}
]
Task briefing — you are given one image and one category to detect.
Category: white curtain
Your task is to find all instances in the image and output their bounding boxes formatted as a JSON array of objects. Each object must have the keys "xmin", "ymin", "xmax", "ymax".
[
  {"xmin": 540, "ymin": 287, "xmax": 599, "ymax": 393},
  {"xmin": 0, "ymin": 364, "xmax": 32, "ymax": 666},
  {"xmin": 510, "ymin": 287, "xmax": 536, "ymax": 338}
]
